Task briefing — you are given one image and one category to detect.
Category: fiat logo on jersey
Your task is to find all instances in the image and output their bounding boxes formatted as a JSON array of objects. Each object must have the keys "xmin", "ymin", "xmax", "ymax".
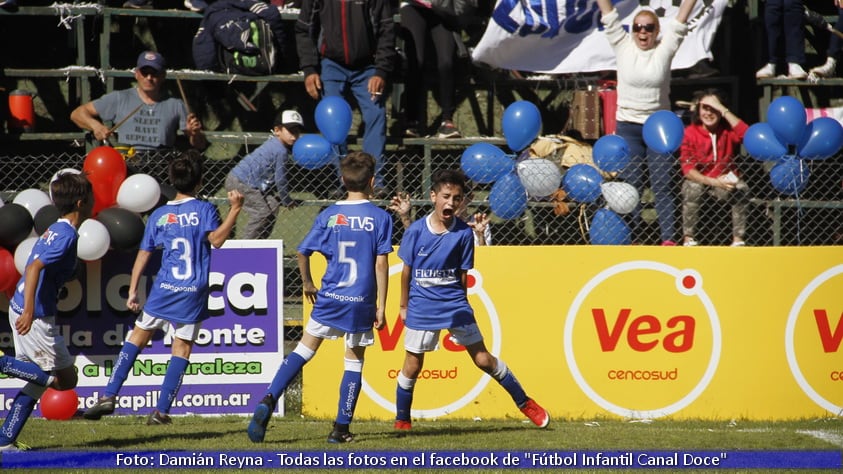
[
  {"xmin": 362, "ymin": 264, "xmax": 501, "ymax": 418},
  {"xmin": 785, "ymin": 264, "xmax": 843, "ymax": 414},
  {"xmin": 564, "ymin": 261, "xmax": 722, "ymax": 419}
]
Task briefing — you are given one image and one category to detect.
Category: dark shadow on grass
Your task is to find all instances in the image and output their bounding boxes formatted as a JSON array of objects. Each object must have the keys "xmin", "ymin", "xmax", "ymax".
[{"xmin": 41, "ymin": 426, "xmax": 246, "ymax": 450}]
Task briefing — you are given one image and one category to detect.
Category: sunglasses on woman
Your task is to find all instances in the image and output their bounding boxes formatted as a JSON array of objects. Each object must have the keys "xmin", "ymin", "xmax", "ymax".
[{"xmin": 632, "ymin": 23, "xmax": 657, "ymax": 33}]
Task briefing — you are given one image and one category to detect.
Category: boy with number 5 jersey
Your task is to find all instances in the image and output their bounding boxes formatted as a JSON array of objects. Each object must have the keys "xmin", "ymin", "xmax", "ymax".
[
  {"xmin": 247, "ymin": 151, "xmax": 393, "ymax": 444},
  {"xmin": 393, "ymin": 169, "xmax": 549, "ymax": 431},
  {"xmin": 84, "ymin": 149, "xmax": 243, "ymax": 424}
]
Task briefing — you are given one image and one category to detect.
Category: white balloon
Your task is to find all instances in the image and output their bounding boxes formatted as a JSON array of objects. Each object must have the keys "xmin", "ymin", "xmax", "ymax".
[
  {"xmin": 14, "ymin": 236, "xmax": 38, "ymax": 275},
  {"xmin": 13, "ymin": 189, "xmax": 52, "ymax": 219},
  {"xmin": 601, "ymin": 181, "xmax": 639, "ymax": 215},
  {"xmin": 117, "ymin": 173, "xmax": 161, "ymax": 213},
  {"xmin": 77, "ymin": 219, "xmax": 111, "ymax": 261},
  {"xmin": 49, "ymin": 168, "xmax": 83, "ymax": 201},
  {"xmin": 516, "ymin": 159, "xmax": 562, "ymax": 198}
]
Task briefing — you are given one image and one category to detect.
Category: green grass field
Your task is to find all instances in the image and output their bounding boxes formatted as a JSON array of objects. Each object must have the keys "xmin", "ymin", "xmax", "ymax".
[{"xmin": 4, "ymin": 414, "xmax": 841, "ymax": 473}]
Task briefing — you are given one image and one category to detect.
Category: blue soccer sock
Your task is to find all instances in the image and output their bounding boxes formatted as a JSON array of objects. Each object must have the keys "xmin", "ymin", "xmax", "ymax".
[
  {"xmin": 492, "ymin": 359, "xmax": 528, "ymax": 407},
  {"xmin": 395, "ymin": 372, "xmax": 415, "ymax": 422},
  {"xmin": 266, "ymin": 343, "xmax": 314, "ymax": 400},
  {"xmin": 0, "ymin": 354, "xmax": 52, "ymax": 386},
  {"xmin": 105, "ymin": 341, "xmax": 141, "ymax": 398},
  {"xmin": 156, "ymin": 356, "xmax": 189, "ymax": 414},
  {"xmin": 335, "ymin": 358, "xmax": 363, "ymax": 426},
  {"xmin": 0, "ymin": 384, "xmax": 43, "ymax": 446}
]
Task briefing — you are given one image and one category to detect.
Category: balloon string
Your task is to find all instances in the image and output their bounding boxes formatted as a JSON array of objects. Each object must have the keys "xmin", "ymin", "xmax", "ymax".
[{"xmin": 578, "ymin": 204, "xmax": 589, "ymax": 243}]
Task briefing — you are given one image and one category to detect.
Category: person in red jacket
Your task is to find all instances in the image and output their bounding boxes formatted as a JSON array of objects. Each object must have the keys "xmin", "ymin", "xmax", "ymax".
[{"xmin": 678, "ymin": 89, "xmax": 750, "ymax": 247}]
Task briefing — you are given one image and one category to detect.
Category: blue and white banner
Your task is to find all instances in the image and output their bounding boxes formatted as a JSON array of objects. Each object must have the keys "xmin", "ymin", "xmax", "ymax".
[{"xmin": 472, "ymin": 0, "xmax": 728, "ymax": 74}]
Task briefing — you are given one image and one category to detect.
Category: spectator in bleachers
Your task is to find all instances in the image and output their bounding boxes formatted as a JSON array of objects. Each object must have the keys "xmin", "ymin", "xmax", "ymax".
[
  {"xmin": 678, "ymin": 89, "xmax": 750, "ymax": 247},
  {"xmin": 755, "ymin": 0, "xmax": 808, "ymax": 79},
  {"xmin": 809, "ymin": 3, "xmax": 843, "ymax": 78},
  {"xmin": 399, "ymin": 1, "xmax": 462, "ymax": 139},
  {"xmin": 596, "ymin": 0, "xmax": 698, "ymax": 246},
  {"xmin": 295, "ymin": 0, "xmax": 397, "ymax": 198},
  {"xmin": 71, "ymin": 51, "xmax": 207, "ymax": 152},
  {"xmin": 224, "ymin": 110, "xmax": 303, "ymax": 240}
]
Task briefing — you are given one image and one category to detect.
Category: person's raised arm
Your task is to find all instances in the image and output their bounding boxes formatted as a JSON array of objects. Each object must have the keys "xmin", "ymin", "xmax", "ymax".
[
  {"xmin": 208, "ymin": 190, "xmax": 244, "ymax": 248},
  {"xmin": 596, "ymin": 0, "xmax": 614, "ymax": 15},
  {"xmin": 674, "ymin": 0, "xmax": 699, "ymax": 24}
]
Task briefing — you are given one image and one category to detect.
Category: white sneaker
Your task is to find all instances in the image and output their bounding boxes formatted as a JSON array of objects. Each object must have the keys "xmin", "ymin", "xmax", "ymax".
[
  {"xmin": 683, "ymin": 237, "xmax": 699, "ymax": 247},
  {"xmin": 756, "ymin": 63, "xmax": 776, "ymax": 79},
  {"xmin": 788, "ymin": 63, "xmax": 807, "ymax": 80},
  {"xmin": 810, "ymin": 57, "xmax": 837, "ymax": 78}
]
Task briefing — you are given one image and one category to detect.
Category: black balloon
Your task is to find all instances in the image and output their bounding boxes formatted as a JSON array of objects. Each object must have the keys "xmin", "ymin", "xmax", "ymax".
[
  {"xmin": 0, "ymin": 203, "xmax": 34, "ymax": 251},
  {"xmin": 33, "ymin": 204, "xmax": 60, "ymax": 235},
  {"xmin": 96, "ymin": 207, "xmax": 145, "ymax": 251}
]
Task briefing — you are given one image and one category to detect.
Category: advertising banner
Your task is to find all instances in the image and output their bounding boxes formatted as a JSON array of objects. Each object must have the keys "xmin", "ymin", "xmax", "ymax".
[
  {"xmin": 303, "ymin": 246, "xmax": 842, "ymax": 421},
  {"xmin": 0, "ymin": 240, "xmax": 284, "ymax": 417}
]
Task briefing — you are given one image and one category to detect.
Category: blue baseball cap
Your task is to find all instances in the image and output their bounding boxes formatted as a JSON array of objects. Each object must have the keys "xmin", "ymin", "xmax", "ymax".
[{"xmin": 136, "ymin": 51, "xmax": 166, "ymax": 72}]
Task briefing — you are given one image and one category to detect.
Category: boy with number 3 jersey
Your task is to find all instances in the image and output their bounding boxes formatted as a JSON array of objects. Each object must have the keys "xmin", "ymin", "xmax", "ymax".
[
  {"xmin": 84, "ymin": 150, "xmax": 243, "ymax": 424},
  {"xmin": 247, "ymin": 151, "xmax": 392, "ymax": 444},
  {"xmin": 394, "ymin": 169, "xmax": 549, "ymax": 431}
]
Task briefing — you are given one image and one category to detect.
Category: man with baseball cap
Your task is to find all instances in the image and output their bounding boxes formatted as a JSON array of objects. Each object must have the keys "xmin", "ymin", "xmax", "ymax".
[
  {"xmin": 224, "ymin": 109, "xmax": 304, "ymax": 239},
  {"xmin": 71, "ymin": 51, "xmax": 207, "ymax": 165}
]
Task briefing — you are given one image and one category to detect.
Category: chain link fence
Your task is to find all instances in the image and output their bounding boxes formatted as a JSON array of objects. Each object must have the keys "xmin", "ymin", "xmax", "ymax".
[{"xmin": 1, "ymin": 147, "xmax": 840, "ymax": 343}]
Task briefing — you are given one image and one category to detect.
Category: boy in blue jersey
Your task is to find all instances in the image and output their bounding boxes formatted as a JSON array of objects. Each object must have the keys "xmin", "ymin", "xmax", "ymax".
[
  {"xmin": 84, "ymin": 149, "xmax": 243, "ymax": 425},
  {"xmin": 247, "ymin": 151, "xmax": 393, "ymax": 444},
  {"xmin": 2, "ymin": 172, "xmax": 94, "ymax": 450},
  {"xmin": 394, "ymin": 169, "xmax": 549, "ymax": 431}
]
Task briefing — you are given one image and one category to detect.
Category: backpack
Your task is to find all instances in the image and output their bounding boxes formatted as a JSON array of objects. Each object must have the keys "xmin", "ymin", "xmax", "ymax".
[
  {"xmin": 217, "ymin": 19, "xmax": 277, "ymax": 76},
  {"xmin": 429, "ymin": 0, "xmax": 478, "ymax": 25}
]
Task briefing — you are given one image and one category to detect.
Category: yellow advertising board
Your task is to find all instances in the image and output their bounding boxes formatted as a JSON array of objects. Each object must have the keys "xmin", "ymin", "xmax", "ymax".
[{"xmin": 303, "ymin": 246, "xmax": 842, "ymax": 421}]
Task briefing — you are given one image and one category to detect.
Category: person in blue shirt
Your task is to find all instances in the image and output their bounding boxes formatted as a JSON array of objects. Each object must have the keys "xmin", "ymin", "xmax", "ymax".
[
  {"xmin": 83, "ymin": 150, "xmax": 244, "ymax": 425},
  {"xmin": 247, "ymin": 151, "xmax": 393, "ymax": 444},
  {"xmin": 1, "ymin": 172, "xmax": 94, "ymax": 450},
  {"xmin": 224, "ymin": 109, "xmax": 303, "ymax": 239},
  {"xmin": 393, "ymin": 169, "xmax": 549, "ymax": 431}
]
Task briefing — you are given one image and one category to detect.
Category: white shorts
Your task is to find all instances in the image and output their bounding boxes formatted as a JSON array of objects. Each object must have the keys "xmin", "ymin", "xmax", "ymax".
[
  {"xmin": 305, "ymin": 319, "xmax": 374, "ymax": 348},
  {"xmin": 404, "ymin": 323, "xmax": 484, "ymax": 354},
  {"xmin": 135, "ymin": 311, "xmax": 202, "ymax": 342},
  {"xmin": 8, "ymin": 307, "xmax": 74, "ymax": 372}
]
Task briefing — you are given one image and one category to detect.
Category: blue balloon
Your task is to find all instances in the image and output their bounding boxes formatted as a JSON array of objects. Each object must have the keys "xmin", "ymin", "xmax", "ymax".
[
  {"xmin": 642, "ymin": 110, "xmax": 685, "ymax": 154},
  {"xmin": 590, "ymin": 208, "xmax": 631, "ymax": 245},
  {"xmin": 592, "ymin": 135, "xmax": 630, "ymax": 172},
  {"xmin": 767, "ymin": 96, "xmax": 807, "ymax": 146},
  {"xmin": 798, "ymin": 117, "xmax": 843, "ymax": 160},
  {"xmin": 769, "ymin": 157, "xmax": 810, "ymax": 195},
  {"xmin": 502, "ymin": 101, "xmax": 542, "ymax": 152},
  {"xmin": 460, "ymin": 143, "xmax": 514, "ymax": 184},
  {"xmin": 489, "ymin": 172, "xmax": 528, "ymax": 220},
  {"xmin": 744, "ymin": 122, "xmax": 788, "ymax": 161},
  {"xmin": 292, "ymin": 134, "xmax": 334, "ymax": 170},
  {"xmin": 315, "ymin": 96, "xmax": 353, "ymax": 145},
  {"xmin": 562, "ymin": 164, "xmax": 604, "ymax": 203}
]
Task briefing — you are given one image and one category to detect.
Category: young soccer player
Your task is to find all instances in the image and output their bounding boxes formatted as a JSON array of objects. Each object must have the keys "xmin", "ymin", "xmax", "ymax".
[
  {"xmin": 83, "ymin": 149, "xmax": 243, "ymax": 424},
  {"xmin": 1, "ymin": 172, "xmax": 94, "ymax": 450},
  {"xmin": 247, "ymin": 151, "xmax": 393, "ymax": 444},
  {"xmin": 393, "ymin": 169, "xmax": 549, "ymax": 430}
]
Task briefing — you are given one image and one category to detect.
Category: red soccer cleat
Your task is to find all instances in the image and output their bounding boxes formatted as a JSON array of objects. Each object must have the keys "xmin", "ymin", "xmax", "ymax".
[
  {"xmin": 520, "ymin": 399, "xmax": 550, "ymax": 428},
  {"xmin": 393, "ymin": 420, "xmax": 412, "ymax": 431}
]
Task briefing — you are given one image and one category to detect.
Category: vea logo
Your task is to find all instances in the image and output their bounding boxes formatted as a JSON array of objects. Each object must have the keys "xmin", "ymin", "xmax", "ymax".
[
  {"xmin": 785, "ymin": 264, "xmax": 843, "ymax": 415},
  {"xmin": 362, "ymin": 264, "xmax": 501, "ymax": 419},
  {"xmin": 564, "ymin": 261, "xmax": 721, "ymax": 419}
]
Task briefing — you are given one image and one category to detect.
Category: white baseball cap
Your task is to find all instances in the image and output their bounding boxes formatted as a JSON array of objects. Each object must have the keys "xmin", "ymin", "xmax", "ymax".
[{"xmin": 278, "ymin": 110, "xmax": 304, "ymax": 130}]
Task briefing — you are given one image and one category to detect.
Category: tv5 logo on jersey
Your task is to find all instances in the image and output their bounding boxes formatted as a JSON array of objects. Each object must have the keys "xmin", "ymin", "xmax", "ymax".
[{"xmin": 564, "ymin": 261, "xmax": 721, "ymax": 419}]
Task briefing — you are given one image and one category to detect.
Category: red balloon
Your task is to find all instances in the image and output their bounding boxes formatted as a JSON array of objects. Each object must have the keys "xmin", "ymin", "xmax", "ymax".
[
  {"xmin": 83, "ymin": 146, "xmax": 127, "ymax": 216},
  {"xmin": 0, "ymin": 247, "xmax": 20, "ymax": 293},
  {"xmin": 40, "ymin": 388, "xmax": 79, "ymax": 420}
]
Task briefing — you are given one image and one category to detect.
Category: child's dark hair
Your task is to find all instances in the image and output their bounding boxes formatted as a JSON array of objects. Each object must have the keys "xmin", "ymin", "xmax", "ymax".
[
  {"xmin": 340, "ymin": 151, "xmax": 375, "ymax": 192},
  {"xmin": 169, "ymin": 149, "xmax": 204, "ymax": 194},
  {"xmin": 431, "ymin": 169, "xmax": 467, "ymax": 193},
  {"xmin": 691, "ymin": 88, "xmax": 728, "ymax": 125},
  {"xmin": 51, "ymin": 172, "xmax": 93, "ymax": 215}
]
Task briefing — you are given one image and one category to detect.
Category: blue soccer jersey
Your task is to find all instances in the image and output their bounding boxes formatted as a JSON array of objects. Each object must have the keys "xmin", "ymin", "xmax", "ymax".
[
  {"xmin": 141, "ymin": 197, "xmax": 221, "ymax": 324},
  {"xmin": 297, "ymin": 200, "xmax": 393, "ymax": 333},
  {"xmin": 10, "ymin": 219, "xmax": 78, "ymax": 318},
  {"xmin": 397, "ymin": 215, "xmax": 475, "ymax": 330}
]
